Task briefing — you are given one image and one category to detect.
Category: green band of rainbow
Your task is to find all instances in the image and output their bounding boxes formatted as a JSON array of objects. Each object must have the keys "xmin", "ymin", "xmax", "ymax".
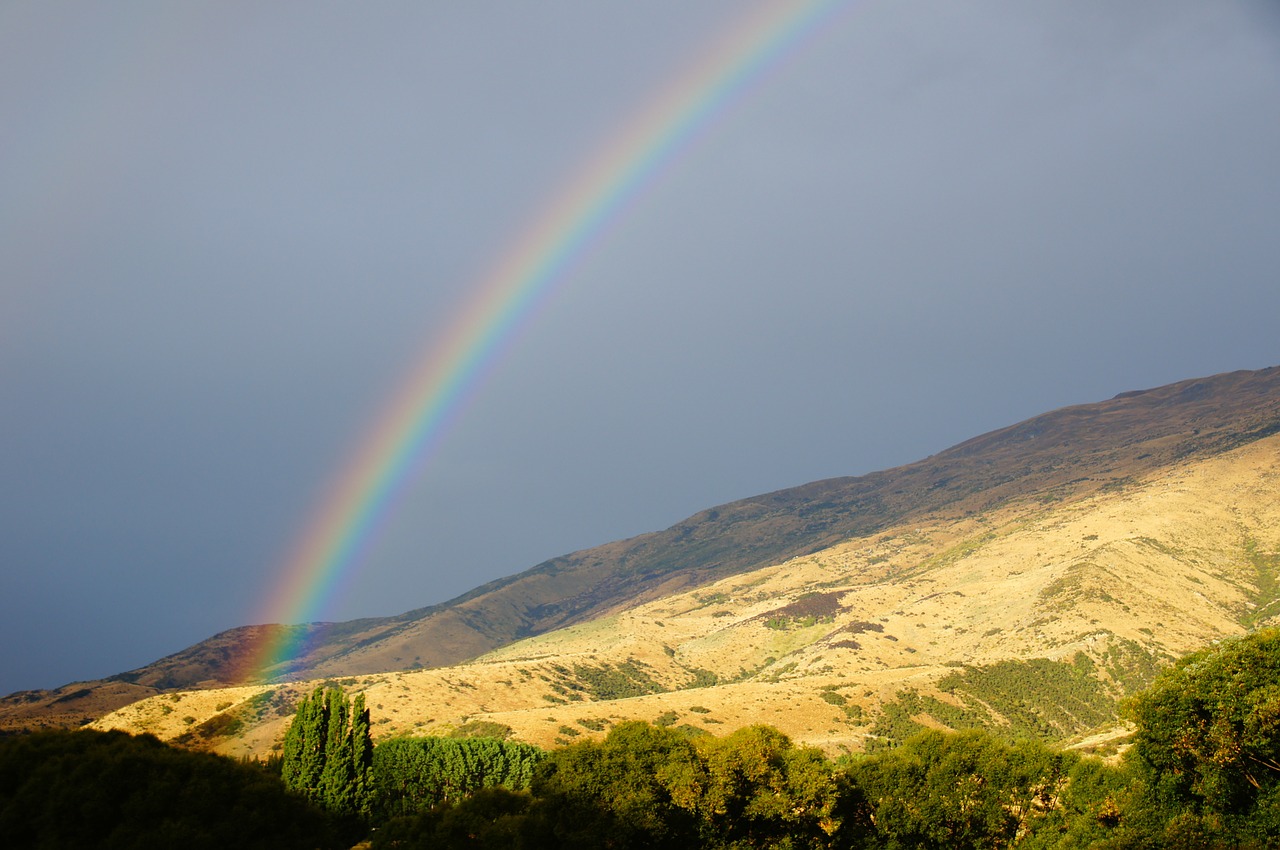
[{"xmin": 251, "ymin": 0, "xmax": 854, "ymax": 680}]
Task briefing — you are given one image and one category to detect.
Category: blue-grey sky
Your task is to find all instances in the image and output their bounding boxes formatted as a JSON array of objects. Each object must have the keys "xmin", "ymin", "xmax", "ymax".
[{"xmin": 3, "ymin": 1, "xmax": 1278, "ymax": 696}]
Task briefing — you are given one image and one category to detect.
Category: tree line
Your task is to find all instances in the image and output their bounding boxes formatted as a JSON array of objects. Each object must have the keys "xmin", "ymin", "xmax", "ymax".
[{"xmin": 5, "ymin": 628, "xmax": 1280, "ymax": 848}]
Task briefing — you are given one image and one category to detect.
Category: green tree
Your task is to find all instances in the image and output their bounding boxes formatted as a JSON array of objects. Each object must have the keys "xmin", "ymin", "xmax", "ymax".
[
  {"xmin": 698, "ymin": 724, "xmax": 860, "ymax": 848},
  {"xmin": 531, "ymin": 720, "xmax": 704, "ymax": 848},
  {"xmin": 850, "ymin": 728, "xmax": 1074, "ymax": 849},
  {"xmin": 371, "ymin": 734, "xmax": 544, "ymax": 819},
  {"xmin": 282, "ymin": 685, "xmax": 373, "ymax": 819},
  {"xmin": 1123, "ymin": 628, "xmax": 1280, "ymax": 844}
]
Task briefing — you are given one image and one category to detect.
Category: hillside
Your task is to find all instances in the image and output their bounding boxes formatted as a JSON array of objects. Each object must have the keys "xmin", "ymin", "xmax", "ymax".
[
  {"xmin": 128, "ymin": 366, "xmax": 1280, "ymax": 687},
  {"xmin": 249, "ymin": 366, "xmax": 1280, "ymax": 682},
  {"xmin": 6, "ymin": 366, "xmax": 1278, "ymax": 736},
  {"xmin": 74, "ymin": 366, "xmax": 1280, "ymax": 757},
  {"xmin": 92, "ymin": 428, "xmax": 1280, "ymax": 758}
]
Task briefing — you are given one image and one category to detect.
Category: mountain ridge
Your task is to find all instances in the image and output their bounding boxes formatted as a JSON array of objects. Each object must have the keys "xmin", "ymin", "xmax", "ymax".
[
  {"xmin": 91, "ymin": 425, "xmax": 1280, "ymax": 757},
  {"xmin": 270, "ymin": 366, "xmax": 1279, "ymax": 682},
  {"xmin": 4, "ymin": 365, "xmax": 1278, "ymax": 736}
]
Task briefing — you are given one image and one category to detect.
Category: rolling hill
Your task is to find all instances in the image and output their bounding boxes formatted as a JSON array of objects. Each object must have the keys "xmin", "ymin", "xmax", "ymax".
[{"xmin": 7, "ymin": 366, "xmax": 1280, "ymax": 754}]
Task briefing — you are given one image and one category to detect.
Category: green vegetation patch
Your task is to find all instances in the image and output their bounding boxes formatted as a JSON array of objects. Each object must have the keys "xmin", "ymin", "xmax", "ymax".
[
  {"xmin": 1099, "ymin": 637, "xmax": 1166, "ymax": 691},
  {"xmin": 371, "ymin": 734, "xmax": 544, "ymax": 819},
  {"xmin": 568, "ymin": 659, "xmax": 667, "ymax": 701},
  {"xmin": 173, "ymin": 692, "xmax": 284, "ymax": 747},
  {"xmin": 867, "ymin": 655, "xmax": 1121, "ymax": 751},
  {"xmin": 0, "ymin": 730, "xmax": 349, "ymax": 848},
  {"xmin": 695, "ymin": 592, "xmax": 730, "ymax": 607},
  {"xmin": 449, "ymin": 720, "xmax": 513, "ymax": 740},
  {"xmin": 1039, "ymin": 562, "xmax": 1122, "ymax": 611},
  {"xmin": 680, "ymin": 666, "xmax": 719, "ymax": 689},
  {"xmin": 654, "ymin": 710, "xmax": 679, "ymax": 728},
  {"xmin": 819, "ymin": 688, "xmax": 866, "ymax": 725},
  {"xmin": 1241, "ymin": 535, "xmax": 1280, "ymax": 628},
  {"xmin": 820, "ymin": 690, "xmax": 848, "ymax": 706}
]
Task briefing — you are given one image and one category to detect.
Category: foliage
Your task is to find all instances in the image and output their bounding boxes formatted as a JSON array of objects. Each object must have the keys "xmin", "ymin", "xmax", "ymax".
[
  {"xmin": 695, "ymin": 724, "xmax": 862, "ymax": 848},
  {"xmin": 936, "ymin": 656, "xmax": 1117, "ymax": 737},
  {"xmin": 371, "ymin": 735, "xmax": 544, "ymax": 819},
  {"xmin": 0, "ymin": 729, "xmax": 351, "ymax": 849},
  {"xmin": 538, "ymin": 659, "xmax": 668, "ymax": 702},
  {"xmin": 383, "ymin": 786, "xmax": 540, "ymax": 849},
  {"xmin": 867, "ymin": 656, "xmax": 1119, "ymax": 750},
  {"xmin": 531, "ymin": 720, "xmax": 706, "ymax": 847},
  {"xmin": 849, "ymin": 729, "xmax": 1075, "ymax": 849},
  {"xmin": 364, "ymin": 630, "xmax": 1280, "ymax": 848},
  {"xmin": 374, "ymin": 721, "xmax": 868, "ymax": 849},
  {"xmin": 1098, "ymin": 637, "xmax": 1165, "ymax": 691},
  {"xmin": 569, "ymin": 659, "xmax": 667, "ymax": 700},
  {"xmin": 683, "ymin": 666, "xmax": 720, "ymax": 688},
  {"xmin": 24, "ymin": 631, "xmax": 1280, "ymax": 848},
  {"xmin": 450, "ymin": 720, "xmax": 514, "ymax": 740},
  {"xmin": 280, "ymin": 685, "xmax": 373, "ymax": 818},
  {"xmin": 1241, "ymin": 537, "xmax": 1280, "ymax": 628},
  {"xmin": 1124, "ymin": 628, "xmax": 1280, "ymax": 842}
]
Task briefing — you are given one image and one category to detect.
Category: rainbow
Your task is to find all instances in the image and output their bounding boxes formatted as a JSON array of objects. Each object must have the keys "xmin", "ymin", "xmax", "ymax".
[{"xmin": 251, "ymin": 0, "xmax": 854, "ymax": 680}]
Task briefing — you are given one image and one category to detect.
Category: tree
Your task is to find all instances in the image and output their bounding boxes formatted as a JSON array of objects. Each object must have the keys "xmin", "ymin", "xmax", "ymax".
[
  {"xmin": 1124, "ymin": 628, "xmax": 1280, "ymax": 842},
  {"xmin": 530, "ymin": 720, "xmax": 704, "ymax": 848},
  {"xmin": 370, "ymin": 734, "xmax": 544, "ymax": 819},
  {"xmin": 850, "ymin": 728, "xmax": 1074, "ymax": 849},
  {"xmin": 697, "ymin": 724, "xmax": 859, "ymax": 848},
  {"xmin": 281, "ymin": 685, "xmax": 373, "ymax": 819},
  {"xmin": 526, "ymin": 721, "xmax": 865, "ymax": 849}
]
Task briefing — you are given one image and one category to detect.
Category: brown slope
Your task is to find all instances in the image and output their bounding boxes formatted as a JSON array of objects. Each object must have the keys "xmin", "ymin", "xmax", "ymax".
[
  {"xmin": 0, "ymin": 682, "xmax": 161, "ymax": 736},
  {"xmin": 265, "ymin": 365, "xmax": 1280, "ymax": 680},
  {"xmin": 0, "ymin": 625, "xmax": 310, "ymax": 735}
]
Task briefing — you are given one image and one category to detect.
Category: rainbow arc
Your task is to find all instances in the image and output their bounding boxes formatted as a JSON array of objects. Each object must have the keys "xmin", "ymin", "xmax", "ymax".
[{"xmin": 252, "ymin": 0, "xmax": 854, "ymax": 680}]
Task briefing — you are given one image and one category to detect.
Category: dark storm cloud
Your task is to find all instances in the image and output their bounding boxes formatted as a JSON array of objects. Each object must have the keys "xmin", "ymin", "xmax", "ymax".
[{"xmin": 1, "ymin": 1, "xmax": 1277, "ymax": 694}]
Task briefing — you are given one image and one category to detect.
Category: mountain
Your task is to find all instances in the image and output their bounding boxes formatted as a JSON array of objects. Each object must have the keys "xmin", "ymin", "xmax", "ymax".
[
  {"xmin": 6, "ymin": 366, "xmax": 1280, "ymax": 745},
  {"xmin": 211, "ymin": 364, "xmax": 1280, "ymax": 681}
]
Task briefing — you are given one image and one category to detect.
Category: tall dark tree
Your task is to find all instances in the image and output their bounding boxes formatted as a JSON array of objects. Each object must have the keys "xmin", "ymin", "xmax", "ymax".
[
  {"xmin": 281, "ymin": 687, "xmax": 327, "ymax": 797},
  {"xmin": 282, "ymin": 685, "xmax": 373, "ymax": 819},
  {"xmin": 351, "ymin": 693, "xmax": 374, "ymax": 818}
]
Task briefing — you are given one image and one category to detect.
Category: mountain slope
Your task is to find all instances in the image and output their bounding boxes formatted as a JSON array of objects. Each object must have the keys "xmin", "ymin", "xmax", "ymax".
[
  {"xmin": 5, "ymin": 366, "xmax": 1278, "ymax": 736},
  {"xmin": 250, "ymin": 366, "xmax": 1280, "ymax": 681},
  {"xmin": 94, "ymin": 428, "xmax": 1280, "ymax": 758}
]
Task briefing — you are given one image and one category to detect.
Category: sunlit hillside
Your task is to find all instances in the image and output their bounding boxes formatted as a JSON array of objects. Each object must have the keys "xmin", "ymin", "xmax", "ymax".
[{"xmin": 92, "ymin": 431, "xmax": 1280, "ymax": 758}]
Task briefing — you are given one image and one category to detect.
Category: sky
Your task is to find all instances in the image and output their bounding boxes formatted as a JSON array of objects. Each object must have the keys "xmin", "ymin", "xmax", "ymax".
[{"xmin": 2, "ymin": 1, "xmax": 1279, "ymax": 697}]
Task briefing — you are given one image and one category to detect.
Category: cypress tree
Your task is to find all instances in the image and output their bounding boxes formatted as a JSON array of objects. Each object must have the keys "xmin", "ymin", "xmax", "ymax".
[
  {"xmin": 319, "ymin": 689, "xmax": 354, "ymax": 814},
  {"xmin": 351, "ymin": 693, "xmax": 374, "ymax": 818},
  {"xmin": 281, "ymin": 685, "xmax": 373, "ymax": 819},
  {"xmin": 281, "ymin": 687, "xmax": 328, "ymax": 798}
]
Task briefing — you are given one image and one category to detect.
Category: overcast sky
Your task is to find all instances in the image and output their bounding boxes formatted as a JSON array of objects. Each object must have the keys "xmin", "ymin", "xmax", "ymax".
[{"xmin": 3, "ymin": 1, "xmax": 1278, "ymax": 696}]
